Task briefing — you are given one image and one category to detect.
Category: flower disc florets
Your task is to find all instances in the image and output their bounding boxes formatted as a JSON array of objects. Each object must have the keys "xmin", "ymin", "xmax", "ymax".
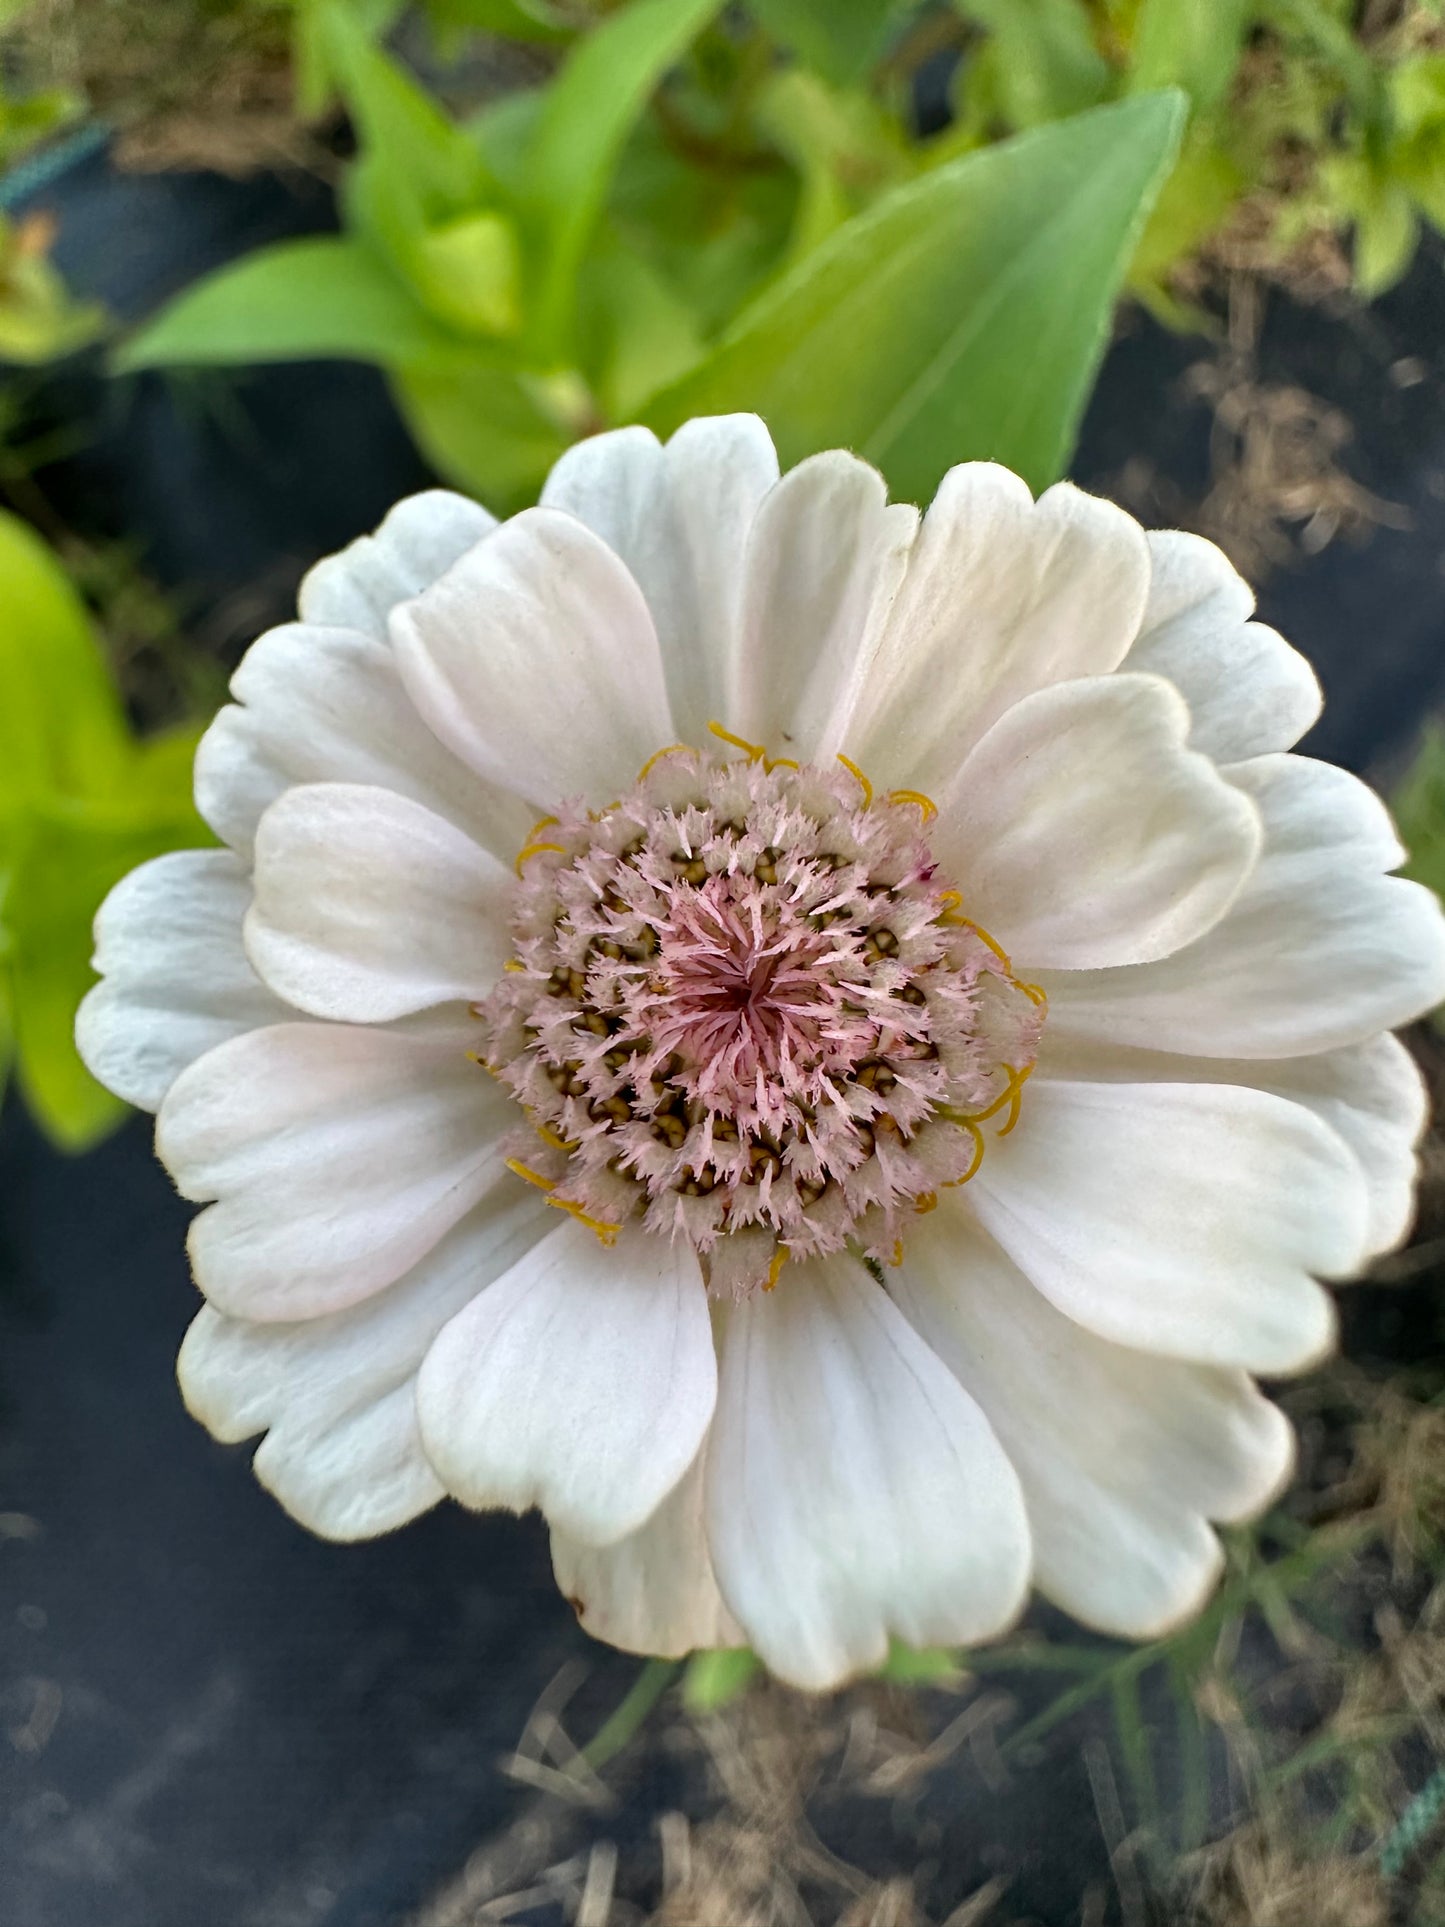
[{"xmin": 484, "ymin": 747, "xmax": 1045, "ymax": 1294}]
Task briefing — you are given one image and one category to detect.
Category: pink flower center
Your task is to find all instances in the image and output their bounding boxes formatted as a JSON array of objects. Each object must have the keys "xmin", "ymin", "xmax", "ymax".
[{"xmin": 481, "ymin": 748, "xmax": 1044, "ymax": 1295}]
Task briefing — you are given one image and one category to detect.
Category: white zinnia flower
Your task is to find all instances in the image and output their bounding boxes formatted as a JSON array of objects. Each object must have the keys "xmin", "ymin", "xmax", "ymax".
[{"xmin": 77, "ymin": 416, "xmax": 1445, "ymax": 1690}]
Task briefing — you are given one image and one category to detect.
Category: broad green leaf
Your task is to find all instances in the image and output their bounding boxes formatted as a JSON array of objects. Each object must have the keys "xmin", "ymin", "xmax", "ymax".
[
  {"xmin": 955, "ymin": 0, "xmax": 1112, "ymax": 127},
  {"xmin": 682, "ymin": 1647, "xmax": 760, "ymax": 1712},
  {"xmin": 115, "ymin": 237, "xmax": 459, "ymax": 373},
  {"xmin": 524, "ymin": 0, "xmax": 724, "ymax": 355},
  {"xmin": 750, "ymin": 0, "xmax": 913, "ymax": 88},
  {"xmin": 392, "ymin": 362, "xmax": 572, "ymax": 510},
  {"xmin": 753, "ymin": 69, "xmax": 912, "ymax": 265},
  {"xmin": 643, "ymin": 91, "xmax": 1186, "ymax": 501},
  {"xmin": 0, "ymin": 510, "xmax": 128, "ymax": 802},
  {"xmin": 1126, "ymin": 0, "xmax": 1250, "ymax": 115}
]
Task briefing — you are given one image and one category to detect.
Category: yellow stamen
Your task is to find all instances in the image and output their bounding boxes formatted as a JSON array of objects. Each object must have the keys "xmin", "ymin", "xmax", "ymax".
[
  {"xmin": 504, "ymin": 1157, "xmax": 557, "ymax": 1193},
  {"xmin": 514, "ymin": 841, "xmax": 567, "ymax": 877},
  {"xmin": 536, "ymin": 1123, "xmax": 578, "ymax": 1152},
  {"xmin": 764, "ymin": 755, "xmax": 800, "ymax": 772},
  {"xmin": 546, "ymin": 1196, "xmax": 621, "ymax": 1246},
  {"xmin": 942, "ymin": 1120, "xmax": 986, "ymax": 1188},
  {"xmin": 886, "ymin": 787, "xmax": 938, "ymax": 825},
  {"xmin": 527, "ymin": 814, "xmax": 560, "ymax": 841},
  {"xmin": 502, "ymin": 959, "xmax": 526, "ymax": 973},
  {"xmin": 637, "ymin": 742, "xmax": 694, "ymax": 781},
  {"xmin": 835, "ymin": 752, "xmax": 873, "ymax": 808},
  {"xmin": 888, "ymin": 1239, "xmax": 904, "ymax": 1268},
  {"xmin": 914, "ymin": 1191, "xmax": 938, "ymax": 1215},
  {"xmin": 708, "ymin": 720, "xmax": 767, "ymax": 762},
  {"xmin": 942, "ymin": 912, "xmax": 1015, "ymax": 975},
  {"xmin": 765, "ymin": 1245, "xmax": 788, "ymax": 1292},
  {"xmin": 1019, "ymin": 980, "xmax": 1049, "ymax": 1011}
]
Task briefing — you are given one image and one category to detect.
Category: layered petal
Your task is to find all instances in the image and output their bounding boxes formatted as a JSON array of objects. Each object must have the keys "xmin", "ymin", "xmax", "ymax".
[
  {"xmin": 551, "ymin": 1446, "xmax": 744, "ymax": 1658},
  {"xmin": 540, "ymin": 416, "xmax": 779, "ymax": 743},
  {"xmin": 1041, "ymin": 755, "xmax": 1445, "ymax": 1057},
  {"xmin": 391, "ymin": 506, "xmax": 674, "ymax": 811},
  {"xmin": 245, "ymin": 783, "xmax": 513, "ymax": 1021},
  {"xmin": 839, "ymin": 467, "xmax": 1151, "ymax": 792},
  {"xmin": 731, "ymin": 450, "xmax": 918, "ymax": 757},
  {"xmin": 1125, "ymin": 530, "xmax": 1320, "ymax": 762},
  {"xmin": 177, "ymin": 1188, "xmax": 551, "ymax": 1539},
  {"xmin": 893, "ymin": 1210, "xmax": 1294, "ymax": 1638},
  {"xmin": 415, "ymin": 1220, "xmax": 716, "ymax": 1546},
  {"xmin": 932, "ymin": 674, "xmax": 1261, "ymax": 970},
  {"xmin": 1037, "ymin": 1030, "xmax": 1429, "ymax": 1263},
  {"xmin": 705, "ymin": 1256, "xmax": 1030, "ymax": 1691},
  {"xmin": 195, "ymin": 623, "xmax": 531, "ymax": 862},
  {"xmin": 298, "ymin": 488, "xmax": 497, "ymax": 636},
  {"xmin": 969, "ymin": 1076, "xmax": 1367, "ymax": 1372},
  {"xmin": 157, "ymin": 1021, "xmax": 510, "ymax": 1320},
  {"xmin": 75, "ymin": 850, "xmax": 286, "ymax": 1113}
]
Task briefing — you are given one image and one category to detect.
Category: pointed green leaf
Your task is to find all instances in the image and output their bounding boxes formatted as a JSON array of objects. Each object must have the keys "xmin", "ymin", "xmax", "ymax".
[
  {"xmin": 642, "ymin": 91, "xmax": 1186, "ymax": 499},
  {"xmin": 392, "ymin": 362, "xmax": 571, "ymax": 511},
  {"xmin": 115, "ymin": 237, "xmax": 458, "ymax": 373},
  {"xmin": 525, "ymin": 0, "xmax": 724, "ymax": 354},
  {"xmin": 1126, "ymin": 0, "xmax": 1250, "ymax": 114}
]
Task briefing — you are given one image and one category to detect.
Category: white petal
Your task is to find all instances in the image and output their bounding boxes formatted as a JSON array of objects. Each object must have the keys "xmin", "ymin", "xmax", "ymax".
[
  {"xmin": 705, "ymin": 1256, "xmax": 1030, "ymax": 1691},
  {"xmin": 541, "ymin": 416, "xmax": 779, "ymax": 743},
  {"xmin": 195, "ymin": 622, "xmax": 531, "ymax": 863},
  {"xmin": 932, "ymin": 674, "xmax": 1262, "ymax": 970},
  {"xmin": 391, "ymin": 506, "xmax": 674, "ymax": 811},
  {"xmin": 76, "ymin": 850, "xmax": 287, "ymax": 1113},
  {"xmin": 245, "ymin": 782, "xmax": 513, "ymax": 1021},
  {"xmin": 177, "ymin": 1190, "xmax": 551, "ymax": 1540},
  {"xmin": 551, "ymin": 1445, "xmax": 744, "ymax": 1658},
  {"xmin": 841, "ymin": 468, "xmax": 1151, "ymax": 793},
  {"xmin": 893, "ymin": 1209, "xmax": 1293, "ymax": 1638},
  {"xmin": 969, "ymin": 1077, "xmax": 1366, "ymax": 1372},
  {"xmin": 1125, "ymin": 531, "xmax": 1321, "ymax": 761},
  {"xmin": 416, "ymin": 1220, "xmax": 716, "ymax": 1546},
  {"xmin": 1038, "ymin": 1029, "xmax": 1429, "ymax": 1263},
  {"xmin": 731, "ymin": 450, "xmax": 918, "ymax": 758},
  {"xmin": 1041, "ymin": 755, "xmax": 1445, "ymax": 1057},
  {"xmin": 298, "ymin": 489, "xmax": 497, "ymax": 637},
  {"xmin": 157, "ymin": 1021, "xmax": 511, "ymax": 1320}
]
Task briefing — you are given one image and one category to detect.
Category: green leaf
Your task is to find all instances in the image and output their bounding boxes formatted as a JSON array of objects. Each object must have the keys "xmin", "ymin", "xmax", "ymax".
[
  {"xmin": 423, "ymin": 0, "xmax": 573, "ymax": 40},
  {"xmin": 1126, "ymin": 0, "xmax": 1250, "ymax": 115},
  {"xmin": 751, "ymin": 0, "xmax": 912, "ymax": 88},
  {"xmin": 955, "ymin": 0, "xmax": 1112, "ymax": 127},
  {"xmin": 391, "ymin": 362, "xmax": 573, "ymax": 510},
  {"xmin": 320, "ymin": 0, "xmax": 491, "ymax": 214},
  {"xmin": 1393, "ymin": 723, "xmax": 1445, "ymax": 928},
  {"xmin": 0, "ymin": 510, "xmax": 129, "ymax": 802},
  {"xmin": 578, "ymin": 230, "xmax": 706, "ymax": 419},
  {"xmin": 642, "ymin": 91, "xmax": 1186, "ymax": 500},
  {"xmin": 115, "ymin": 236, "xmax": 459, "ymax": 374},
  {"xmin": 877, "ymin": 1639, "xmax": 965, "ymax": 1685},
  {"xmin": 524, "ymin": 0, "xmax": 725, "ymax": 356},
  {"xmin": 682, "ymin": 1647, "xmax": 760, "ymax": 1712},
  {"xmin": 411, "ymin": 210, "xmax": 523, "ymax": 336}
]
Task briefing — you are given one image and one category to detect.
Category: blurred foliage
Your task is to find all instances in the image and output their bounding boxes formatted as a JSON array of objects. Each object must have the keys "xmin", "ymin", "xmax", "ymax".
[
  {"xmin": 0, "ymin": 209, "xmax": 105, "ymax": 363},
  {"xmin": 0, "ymin": 510, "xmax": 208, "ymax": 1149},
  {"xmin": 116, "ymin": 0, "xmax": 1183, "ymax": 508}
]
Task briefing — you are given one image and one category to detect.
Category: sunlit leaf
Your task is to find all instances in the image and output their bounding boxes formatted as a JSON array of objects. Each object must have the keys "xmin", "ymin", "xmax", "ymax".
[{"xmin": 643, "ymin": 91, "xmax": 1185, "ymax": 500}]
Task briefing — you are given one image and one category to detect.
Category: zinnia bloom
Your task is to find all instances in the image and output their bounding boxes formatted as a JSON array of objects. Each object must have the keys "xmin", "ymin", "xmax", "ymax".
[{"xmin": 77, "ymin": 416, "xmax": 1445, "ymax": 1689}]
